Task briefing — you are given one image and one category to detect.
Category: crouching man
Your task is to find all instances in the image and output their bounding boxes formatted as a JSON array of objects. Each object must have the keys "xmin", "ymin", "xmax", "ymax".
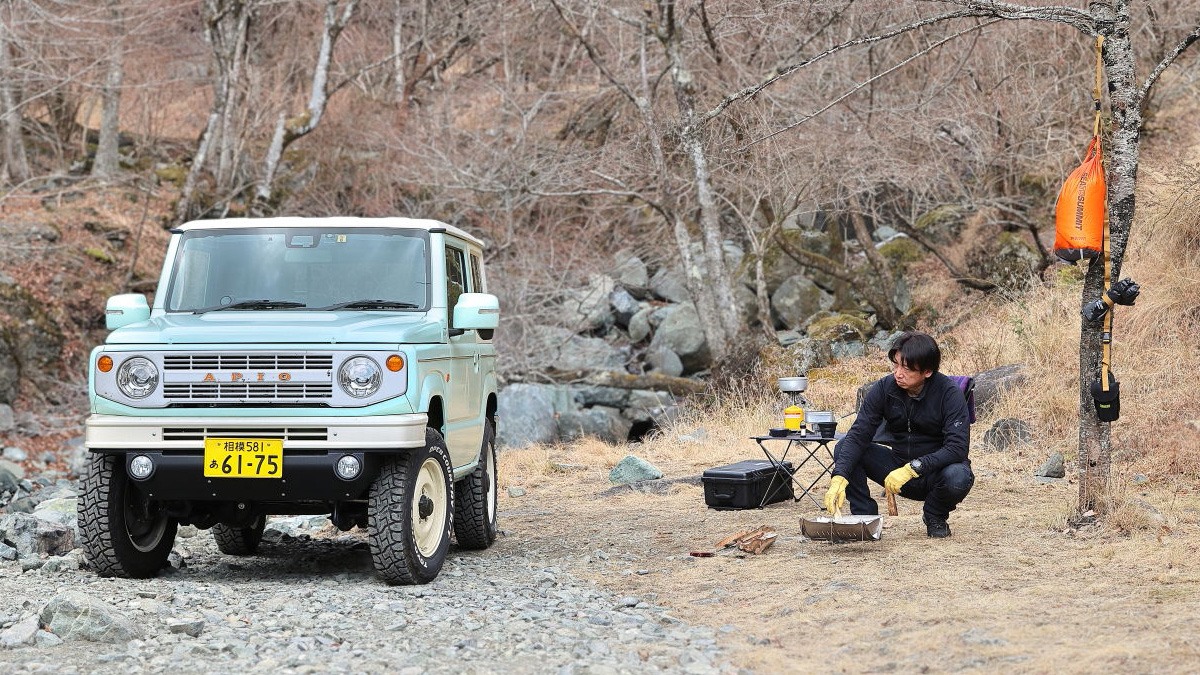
[{"xmin": 823, "ymin": 331, "xmax": 975, "ymax": 538}]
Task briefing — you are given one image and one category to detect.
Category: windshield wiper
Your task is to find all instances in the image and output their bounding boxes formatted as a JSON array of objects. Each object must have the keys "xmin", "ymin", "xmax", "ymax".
[
  {"xmin": 318, "ymin": 299, "xmax": 419, "ymax": 311},
  {"xmin": 194, "ymin": 300, "xmax": 307, "ymax": 314}
]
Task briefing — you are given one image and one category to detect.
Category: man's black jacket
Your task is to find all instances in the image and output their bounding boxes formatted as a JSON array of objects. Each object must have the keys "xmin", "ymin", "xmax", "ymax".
[{"xmin": 833, "ymin": 372, "xmax": 971, "ymax": 479}]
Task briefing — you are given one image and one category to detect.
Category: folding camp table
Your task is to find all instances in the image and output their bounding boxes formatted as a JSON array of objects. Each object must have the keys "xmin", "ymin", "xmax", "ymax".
[{"xmin": 752, "ymin": 432, "xmax": 844, "ymax": 509}]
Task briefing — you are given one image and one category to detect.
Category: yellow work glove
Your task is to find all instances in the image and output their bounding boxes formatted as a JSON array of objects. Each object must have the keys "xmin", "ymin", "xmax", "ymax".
[
  {"xmin": 824, "ymin": 475, "xmax": 848, "ymax": 516},
  {"xmin": 884, "ymin": 463, "xmax": 919, "ymax": 495}
]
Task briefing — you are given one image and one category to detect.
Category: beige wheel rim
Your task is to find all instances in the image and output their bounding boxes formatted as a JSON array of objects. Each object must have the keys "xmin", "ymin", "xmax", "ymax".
[
  {"xmin": 485, "ymin": 445, "xmax": 496, "ymax": 523},
  {"xmin": 412, "ymin": 457, "xmax": 448, "ymax": 557}
]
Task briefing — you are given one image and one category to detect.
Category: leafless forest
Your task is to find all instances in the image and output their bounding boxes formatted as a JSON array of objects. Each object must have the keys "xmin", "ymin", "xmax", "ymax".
[{"xmin": 1, "ymin": 1, "xmax": 1198, "ymax": 501}]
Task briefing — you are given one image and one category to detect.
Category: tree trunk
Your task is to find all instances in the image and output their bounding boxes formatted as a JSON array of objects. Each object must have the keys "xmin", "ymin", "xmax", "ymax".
[
  {"xmin": 92, "ymin": 20, "xmax": 125, "ymax": 179},
  {"xmin": 665, "ymin": 22, "xmax": 739, "ymax": 360},
  {"xmin": 252, "ymin": 0, "xmax": 357, "ymax": 215},
  {"xmin": 1077, "ymin": 1, "xmax": 1140, "ymax": 514},
  {"xmin": 0, "ymin": 17, "xmax": 29, "ymax": 184}
]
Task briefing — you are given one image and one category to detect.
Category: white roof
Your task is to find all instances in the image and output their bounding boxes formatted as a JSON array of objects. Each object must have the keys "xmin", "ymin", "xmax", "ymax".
[{"xmin": 177, "ymin": 217, "xmax": 485, "ymax": 248}]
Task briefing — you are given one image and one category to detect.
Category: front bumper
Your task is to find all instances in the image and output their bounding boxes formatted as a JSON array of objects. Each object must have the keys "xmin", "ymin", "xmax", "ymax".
[
  {"xmin": 120, "ymin": 451, "xmax": 384, "ymax": 501},
  {"xmin": 85, "ymin": 413, "xmax": 428, "ymax": 451},
  {"xmin": 87, "ymin": 413, "xmax": 428, "ymax": 502}
]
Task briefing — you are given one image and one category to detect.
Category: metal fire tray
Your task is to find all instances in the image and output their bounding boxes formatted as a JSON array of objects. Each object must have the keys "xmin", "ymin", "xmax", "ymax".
[{"xmin": 800, "ymin": 515, "xmax": 884, "ymax": 542}]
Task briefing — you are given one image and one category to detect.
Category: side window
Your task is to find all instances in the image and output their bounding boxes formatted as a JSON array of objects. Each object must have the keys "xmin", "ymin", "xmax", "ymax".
[
  {"xmin": 469, "ymin": 253, "xmax": 484, "ymax": 293},
  {"xmin": 445, "ymin": 246, "xmax": 466, "ymax": 328}
]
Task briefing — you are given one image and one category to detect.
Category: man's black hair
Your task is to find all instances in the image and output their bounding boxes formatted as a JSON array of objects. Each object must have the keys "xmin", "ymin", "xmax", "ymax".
[{"xmin": 888, "ymin": 331, "xmax": 941, "ymax": 374}]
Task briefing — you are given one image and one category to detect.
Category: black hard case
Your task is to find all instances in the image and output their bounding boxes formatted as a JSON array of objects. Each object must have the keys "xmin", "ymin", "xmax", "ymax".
[{"xmin": 701, "ymin": 459, "xmax": 794, "ymax": 510}]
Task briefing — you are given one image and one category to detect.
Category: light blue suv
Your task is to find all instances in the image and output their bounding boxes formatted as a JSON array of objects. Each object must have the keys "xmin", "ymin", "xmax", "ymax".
[{"xmin": 79, "ymin": 217, "xmax": 500, "ymax": 584}]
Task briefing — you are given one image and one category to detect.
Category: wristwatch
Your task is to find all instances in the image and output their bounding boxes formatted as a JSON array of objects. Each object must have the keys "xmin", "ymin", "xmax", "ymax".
[{"xmin": 909, "ymin": 459, "xmax": 924, "ymax": 475}]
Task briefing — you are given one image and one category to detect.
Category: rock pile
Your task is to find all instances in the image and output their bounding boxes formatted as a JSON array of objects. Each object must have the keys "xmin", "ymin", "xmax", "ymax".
[{"xmin": 500, "ymin": 242, "xmax": 919, "ymax": 447}]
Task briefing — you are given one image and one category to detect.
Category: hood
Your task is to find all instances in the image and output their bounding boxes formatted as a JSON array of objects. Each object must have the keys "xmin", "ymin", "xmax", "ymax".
[{"xmin": 106, "ymin": 311, "xmax": 443, "ymax": 346}]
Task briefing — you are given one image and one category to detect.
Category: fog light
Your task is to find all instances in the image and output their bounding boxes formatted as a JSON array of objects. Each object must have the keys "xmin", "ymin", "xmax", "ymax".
[
  {"xmin": 335, "ymin": 454, "xmax": 362, "ymax": 480},
  {"xmin": 129, "ymin": 454, "xmax": 154, "ymax": 480}
]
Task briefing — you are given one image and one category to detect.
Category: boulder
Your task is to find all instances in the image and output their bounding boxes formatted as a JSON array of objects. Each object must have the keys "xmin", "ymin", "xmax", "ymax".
[
  {"xmin": 627, "ymin": 306, "xmax": 654, "ymax": 343},
  {"xmin": 0, "ymin": 542, "xmax": 16, "ymax": 560},
  {"xmin": 966, "ymin": 232, "xmax": 1041, "ymax": 290},
  {"xmin": 1036, "ymin": 452, "xmax": 1066, "ymax": 478},
  {"xmin": 0, "ymin": 281, "xmax": 64, "ymax": 405},
  {"xmin": 40, "ymin": 591, "xmax": 144, "ymax": 644},
  {"xmin": 571, "ymin": 386, "xmax": 630, "ymax": 409},
  {"xmin": 611, "ymin": 249, "xmax": 649, "ymax": 296},
  {"xmin": 562, "ymin": 274, "xmax": 617, "ymax": 331},
  {"xmin": 982, "ymin": 418, "xmax": 1032, "ymax": 452},
  {"xmin": 0, "ymin": 459, "xmax": 23, "ymax": 481},
  {"xmin": 0, "ymin": 405, "xmax": 13, "ymax": 432},
  {"xmin": 734, "ymin": 284, "xmax": 760, "ymax": 324},
  {"xmin": 0, "ymin": 614, "xmax": 39, "ymax": 648},
  {"xmin": 868, "ymin": 330, "xmax": 903, "ymax": 353},
  {"xmin": 972, "ymin": 364, "xmax": 1027, "ymax": 417},
  {"xmin": 609, "ymin": 287, "xmax": 641, "ymax": 326},
  {"xmin": 873, "ymin": 225, "xmax": 901, "ymax": 242},
  {"xmin": 808, "ymin": 314, "xmax": 872, "ymax": 342},
  {"xmin": 2, "ymin": 445, "xmax": 25, "ymax": 461},
  {"xmin": 528, "ymin": 326, "xmax": 626, "ymax": 372},
  {"xmin": 608, "ymin": 455, "xmax": 663, "ymax": 484},
  {"xmin": 782, "ymin": 337, "xmax": 834, "ymax": 376},
  {"xmin": 558, "ymin": 406, "xmax": 632, "ymax": 445},
  {"xmin": 622, "ymin": 390, "xmax": 677, "ymax": 424},
  {"xmin": 496, "ymin": 383, "xmax": 559, "ymax": 448},
  {"xmin": 262, "ymin": 515, "xmax": 329, "ymax": 541},
  {"xmin": 0, "ymin": 467, "xmax": 18, "ymax": 494},
  {"xmin": 831, "ymin": 340, "xmax": 867, "ymax": 361},
  {"xmin": 0, "ymin": 513, "xmax": 74, "ymax": 558},
  {"xmin": 776, "ymin": 330, "xmax": 802, "ymax": 347},
  {"xmin": 771, "ymin": 275, "xmax": 834, "ymax": 330},
  {"xmin": 31, "ymin": 498, "xmax": 78, "ymax": 537},
  {"xmin": 648, "ymin": 303, "xmax": 710, "ymax": 373},
  {"xmin": 645, "ymin": 345, "xmax": 684, "ymax": 378},
  {"xmin": 649, "ymin": 267, "xmax": 691, "ymax": 303}
]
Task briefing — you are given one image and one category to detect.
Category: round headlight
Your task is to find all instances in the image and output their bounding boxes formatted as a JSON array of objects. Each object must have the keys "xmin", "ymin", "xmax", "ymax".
[
  {"xmin": 338, "ymin": 356, "xmax": 381, "ymax": 399},
  {"xmin": 117, "ymin": 357, "xmax": 159, "ymax": 399}
]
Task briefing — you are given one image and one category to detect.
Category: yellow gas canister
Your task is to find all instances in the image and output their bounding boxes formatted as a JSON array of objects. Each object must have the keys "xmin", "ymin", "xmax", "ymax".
[{"xmin": 783, "ymin": 405, "xmax": 804, "ymax": 431}]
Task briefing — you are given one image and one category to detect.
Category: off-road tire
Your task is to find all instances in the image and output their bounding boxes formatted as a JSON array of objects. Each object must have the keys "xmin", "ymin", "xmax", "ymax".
[
  {"xmin": 79, "ymin": 453, "xmax": 177, "ymax": 578},
  {"xmin": 213, "ymin": 515, "xmax": 266, "ymax": 555},
  {"xmin": 368, "ymin": 428, "xmax": 454, "ymax": 585},
  {"xmin": 453, "ymin": 419, "xmax": 498, "ymax": 549}
]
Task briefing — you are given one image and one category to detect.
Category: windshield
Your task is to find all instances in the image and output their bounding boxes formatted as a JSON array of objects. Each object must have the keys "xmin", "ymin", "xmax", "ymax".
[{"xmin": 165, "ymin": 227, "xmax": 430, "ymax": 312}]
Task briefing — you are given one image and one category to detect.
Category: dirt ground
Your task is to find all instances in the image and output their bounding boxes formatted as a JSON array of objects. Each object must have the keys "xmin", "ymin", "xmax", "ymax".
[{"xmin": 497, "ymin": 439, "xmax": 1200, "ymax": 674}]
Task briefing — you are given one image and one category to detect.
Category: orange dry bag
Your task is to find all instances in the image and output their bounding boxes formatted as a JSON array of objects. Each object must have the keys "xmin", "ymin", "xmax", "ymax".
[{"xmin": 1054, "ymin": 137, "xmax": 1106, "ymax": 262}]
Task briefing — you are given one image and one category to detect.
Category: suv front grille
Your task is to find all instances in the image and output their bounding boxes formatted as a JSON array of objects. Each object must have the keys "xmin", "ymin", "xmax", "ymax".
[
  {"xmin": 164, "ymin": 354, "xmax": 334, "ymax": 371},
  {"xmin": 162, "ymin": 427, "xmax": 330, "ymax": 441},
  {"xmin": 163, "ymin": 383, "xmax": 333, "ymax": 401}
]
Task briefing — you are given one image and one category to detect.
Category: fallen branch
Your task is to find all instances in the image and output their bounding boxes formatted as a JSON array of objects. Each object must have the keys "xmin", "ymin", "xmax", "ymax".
[{"xmin": 520, "ymin": 369, "xmax": 706, "ymax": 396}]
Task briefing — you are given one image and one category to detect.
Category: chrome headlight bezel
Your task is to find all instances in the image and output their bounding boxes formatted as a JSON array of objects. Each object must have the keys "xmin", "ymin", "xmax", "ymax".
[
  {"xmin": 116, "ymin": 356, "xmax": 159, "ymax": 399},
  {"xmin": 338, "ymin": 356, "xmax": 382, "ymax": 399}
]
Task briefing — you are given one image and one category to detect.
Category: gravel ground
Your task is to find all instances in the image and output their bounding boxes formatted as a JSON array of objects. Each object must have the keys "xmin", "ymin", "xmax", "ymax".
[{"xmin": 0, "ymin": 507, "xmax": 745, "ymax": 675}]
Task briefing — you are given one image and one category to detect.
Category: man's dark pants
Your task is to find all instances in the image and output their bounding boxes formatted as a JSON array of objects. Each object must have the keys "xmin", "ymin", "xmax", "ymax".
[{"xmin": 833, "ymin": 441, "xmax": 975, "ymax": 521}]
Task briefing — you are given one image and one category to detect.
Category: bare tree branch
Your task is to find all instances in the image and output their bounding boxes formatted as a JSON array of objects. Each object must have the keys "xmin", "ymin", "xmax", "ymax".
[
  {"xmin": 547, "ymin": 0, "xmax": 639, "ymax": 105},
  {"xmin": 1138, "ymin": 24, "xmax": 1200, "ymax": 106},
  {"xmin": 739, "ymin": 18, "xmax": 1000, "ymax": 149},
  {"xmin": 920, "ymin": 0, "xmax": 1093, "ymax": 30},
  {"xmin": 699, "ymin": 10, "xmax": 988, "ymax": 124}
]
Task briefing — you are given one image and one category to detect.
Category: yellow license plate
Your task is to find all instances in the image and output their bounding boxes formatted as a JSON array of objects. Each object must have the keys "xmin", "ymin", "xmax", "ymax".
[{"xmin": 203, "ymin": 438, "xmax": 283, "ymax": 478}]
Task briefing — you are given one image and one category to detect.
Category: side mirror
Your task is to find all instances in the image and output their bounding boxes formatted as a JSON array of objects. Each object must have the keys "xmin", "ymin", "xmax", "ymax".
[
  {"xmin": 106, "ymin": 294, "xmax": 150, "ymax": 330},
  {"xmin": 452, "ymin": 293, "xmax": 499, "ymax": 332}
]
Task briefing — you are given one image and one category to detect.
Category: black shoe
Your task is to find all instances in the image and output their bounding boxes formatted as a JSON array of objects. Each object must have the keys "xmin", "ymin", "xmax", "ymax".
[{"xmin": 924, "ymin": 516, "xmax": 951, "ymax": 538}]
